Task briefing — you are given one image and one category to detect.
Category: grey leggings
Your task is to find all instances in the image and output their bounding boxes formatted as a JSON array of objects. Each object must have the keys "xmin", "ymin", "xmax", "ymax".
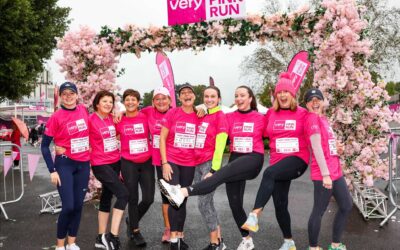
[
  {"xmin": 308, "ymin": 176, "xmax": 353, "ymax": 247},
  {"xmin": 193, "ymin": 160, "xmax": 220, "ymax": 232}
]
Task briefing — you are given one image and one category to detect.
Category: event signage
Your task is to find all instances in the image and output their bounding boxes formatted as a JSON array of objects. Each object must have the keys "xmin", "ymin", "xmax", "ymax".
[
  {"xmin": 168, "ymin": 0, "xmax": 246, "ymax": 26},
  {"xmin": 156, "ymin": 52, "xmax": 177, "ymax": 108},
  {"xmin": 287, "ymin": 51, "xmax": 311, "ymax": 93}
]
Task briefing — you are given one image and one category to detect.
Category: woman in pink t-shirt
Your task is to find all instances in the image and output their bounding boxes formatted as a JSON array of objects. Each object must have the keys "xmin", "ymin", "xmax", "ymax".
[
  {"xmin": 41, "ymin": 82, "xmax": 90, "ymax": 250},
  {"xmin": 89, "ymin": 90, "xmax": 128, "ymax": 250},
  {"xmin": 304, "ymin": 88, "xmax": 352, "ymax": 250},
  {"xmin": 140, "ymin": 87, "xmax": 172, "ymax": 243},
  {"xmin": 159, "ymin": 83, "xmax": 198, "ymax": 249},
  {"xmin": 159, "ymin": 85, "xmax": 265, "ymax": 250},
  {"xmin": 116, "ymin": 89, "xmax": 153, "ymax": 247},
  {"xmin": 242, "ymin": 72, "xmax": 309, "ymax": 250}
]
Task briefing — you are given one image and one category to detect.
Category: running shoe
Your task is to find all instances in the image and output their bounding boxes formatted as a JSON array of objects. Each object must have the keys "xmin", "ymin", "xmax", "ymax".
[
  {"xmin": 219, "ymin": 238, "xmax": 227, "ymax": 250},
  {"xmin": 162, "ymin": 227, "xmax": 171, "ymax": 243},
  {"xmin": 95, "ymin": 234, "xmax": 108, "ymax": 249},
  {"xmin": 237, "ymin": 237, "xmax": 254, "ymax": 250},
  {"xmin": 328, "ymin": 243, "xmax": 346, "ymax": 250},
  {"xmin": 106, "ymin": 233, "xmax": 121, "ymax": 250},
  {"xmin": 279, "ymin": 239, "xmax": 296, "ymax": 250},
  {"xmin": 241, "ymin": 212, "xmax": 259, "ymax": 232},
  {"xmin": 158, "ymin": 179, "xmax": 185, "ymax": 207},
  {"xmin": 132, "ymin": 231, "xmax": 146, "ymax": 247},
  {"xmin": 202, "ymin": 243, "xmax": 220, "ymax": 250},
  {"xmin": 66, "ymin": 243, "xmax": 80, "ymax": 250}
]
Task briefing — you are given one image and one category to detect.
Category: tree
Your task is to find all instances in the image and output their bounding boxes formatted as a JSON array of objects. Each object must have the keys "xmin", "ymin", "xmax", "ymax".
[
  {"xmin": 241, "ymin": 0, "xmax": 400, "ymax": 103},
  {"xmin": 0, "ymin": 0, "xmax": 70, "ymax": 101},
  {"xmin": 142, "ymin": 90, "xmax": 154, "ymax": 107}
]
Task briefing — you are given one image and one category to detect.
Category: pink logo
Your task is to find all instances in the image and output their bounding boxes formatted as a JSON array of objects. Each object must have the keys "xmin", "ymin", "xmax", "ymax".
[
  {"xmin": 175, "ymin": 122, "xmax": 187, "ymax": 133},
  {"xmin": 124, "ymin": 125, "xmax": 134, "ymax": 135},
  {"xmin": 273, "ymin": 120, "xmax": 285, "ymax": 130},
  {"xmin": 100, "ymin": 127, "xmax": 111, "ymax": 139},
  {"xmin": 232, "ymin": 123, "xmax": 243, "ymax": 133},
  {"xmin": 67, "ymin": 122, "xmax": 79, "ymax": 135},
  {"xmin": 168, "ymin": 0, "xmax": 206, "ymax": 26}
]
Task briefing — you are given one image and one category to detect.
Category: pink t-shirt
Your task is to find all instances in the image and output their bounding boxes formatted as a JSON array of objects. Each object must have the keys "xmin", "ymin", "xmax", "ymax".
[
  {"xmin": 305, "ymin": 113, "xmax": 342, "ymax": 181},
  {"xmin": 226, "ymin": 111, "xmax": 266, "ymax": 155},
  {"xmin": 195, "ymin": 110, "xmax": 228, "ymax": 165},
  {"xmin": 45, "ymin": 104, "xmax": 90, "ymax": 161},
  {"xmin": 141, "ymin": 106, "xmax": 169, "ymax": 166},
  {"xmin": 264, "ymin": 107, "xmax": 309, "ymax": 166},
  {"xmin": 89, "ymin": 113, "xmax": 120, "ymax": 166},
  {"xmin": 116, "ymin": 113, "xmax": 151, "ymax": 163},
  {"xmin": 162, "ymin": 107, "xmax": 198, "ymax": 167}
]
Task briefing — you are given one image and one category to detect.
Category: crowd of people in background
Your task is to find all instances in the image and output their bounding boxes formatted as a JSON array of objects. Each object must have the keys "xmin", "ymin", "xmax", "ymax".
[{"xmin": 40, "ymin": 74, "xmax": 352, "ymax": 250}]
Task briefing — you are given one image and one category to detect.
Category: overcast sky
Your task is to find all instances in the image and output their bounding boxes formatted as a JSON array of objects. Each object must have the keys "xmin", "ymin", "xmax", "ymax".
[{"xmin": 47, "ymin": 0, "xmax": 400, "ymax": 106}]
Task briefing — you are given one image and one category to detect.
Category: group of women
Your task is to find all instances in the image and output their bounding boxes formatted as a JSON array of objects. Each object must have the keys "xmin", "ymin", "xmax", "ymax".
[{"xmin": 41, "ymin": 71, "xmax": 352, "ymax": 250}]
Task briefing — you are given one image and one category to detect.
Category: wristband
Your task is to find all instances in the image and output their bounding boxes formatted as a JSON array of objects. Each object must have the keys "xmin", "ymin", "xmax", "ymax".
[
  {"xmin": 162, "ymin": 162, "xmax": 168, "ymax": 166},
  {"xmin": 210, "ymin": 169, "xmax": 216, "ymax": 174}
]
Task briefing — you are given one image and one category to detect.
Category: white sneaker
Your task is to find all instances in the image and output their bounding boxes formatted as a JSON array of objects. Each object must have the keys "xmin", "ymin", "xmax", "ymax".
[
  {"xmin": 279, "ymin": 239, "xmax": 296, "ymax": 250},
  {"xmin": 237, "ymin": 237, "xmax": 254, "ymax": 250},
  {"xmin": 66, "ymin": 243, "xmax": 80, "ymax": 250},
  {"xmin": 55, "ymin": 247, "xmax": 66, "ymax": 250},
  {"xmin": 158, "ymin": 179, "xmax": 185, "ymax": 207}
]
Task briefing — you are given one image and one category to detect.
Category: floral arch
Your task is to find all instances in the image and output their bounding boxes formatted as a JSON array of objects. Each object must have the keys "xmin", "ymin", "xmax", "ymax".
[{"xmin": 57, "ymin": 0, "xmax": 398, "ymax": 186}]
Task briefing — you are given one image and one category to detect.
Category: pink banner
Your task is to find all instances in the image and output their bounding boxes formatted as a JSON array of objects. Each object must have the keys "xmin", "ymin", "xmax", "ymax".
[
  {"xmin": 28, "ymin": 154, "xmax": 41, "ymax": 181},
  {"xmin": 167, "ymin": 0, "xmax": 246, "ymax": 25},
  {"xmin": 3, "ymin": 151, "xmax": 18, "ymax": 177},
  {"xmin": 390, "ymin": 104, "xmax": 400, "ymax": 113},
  {"xmin": 156, "ymin": 52, "xmax": 177, "ymax": 108},
  {"xmin": 287, "ymin": 51, "xmax": 311, "ymax": 93}
]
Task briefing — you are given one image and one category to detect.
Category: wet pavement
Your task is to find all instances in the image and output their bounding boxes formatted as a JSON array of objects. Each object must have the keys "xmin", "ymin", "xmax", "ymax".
[{"xmin": 1, "ymin": 143, "xmax": 399, "ymax": 250}]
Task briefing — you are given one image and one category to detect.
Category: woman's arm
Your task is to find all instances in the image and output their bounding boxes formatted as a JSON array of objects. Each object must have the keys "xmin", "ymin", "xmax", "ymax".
[
  {"xmin": 160, "ymin": 126, "xmax": 173, "ymax": 181},
  {"xmin": 310, "ymin": 134, "xmax": 332, "ymax": 189}
]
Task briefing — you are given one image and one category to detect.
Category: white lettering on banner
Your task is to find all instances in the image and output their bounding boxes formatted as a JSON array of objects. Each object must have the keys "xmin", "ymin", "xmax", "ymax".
[
  {"xmin": 243, "ymin": 122, "xmax": 254, "ymax": 132},
  {"xmin": 292, "ymin": 60, "xmax": 308, "ymax": 76},
  {"xmin": 129, "ymin": 139, "xmax": 149, "ymax": 154},
  {"xmin": 169, "ymin": 0, "xmax": 203, "ymax": 10},
  {"xmin": 233, "ymin": 137, "xmax": 253, "ymax": 153},
  {"xmin": 276, "ymin": 138, "xmax": 299, "ymax": 153},
  {"xmin": 153, "ymin": 135, "xmax": 160, "ymax": 149},
  {"xmin": 174, "ymin": 133, "xmax": 196, "ymax": 148},
  {"xmin": 71, "ymin": 136, "xmax": 89, "ymax": 154},
  {"xmin": 134, "ymin": 124, "xmax": 145, "ymax": 134},
  {"xmin": 206, "ymin": 0, "xmax": 245, "ymax": 21},
  {"xmin": 328, "ymin": 139, "xmax": 338, "ymax": 156},
  {"xmin": 104, "ymin": 137, "xmax": 118, "ymax": 152},
  {"xmin": 195, "ymin": 134, "xmax": 207, "ymax": 148},
  {"xmin": 158, "ymin": 61, "xmax": 169, "ymax": 79}
]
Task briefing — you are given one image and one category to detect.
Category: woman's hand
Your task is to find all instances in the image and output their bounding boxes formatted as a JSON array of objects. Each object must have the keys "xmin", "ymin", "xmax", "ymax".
[
  {"xmin": 55, "ymin": 145, "xmax": 66, "ymax": 155},
  {"xmin": 112, "ymin": 111, "xmax": 123, "ymax": 123},
  {"xmin": 203, "ymin": 172, "xmax": 213, "ymax": 180},
  {"xmin": 322, "ymin": 175, "xmax": 332, "ymax": 189},
  {"xmin": 336, "ymin": 141, "xmax": 344, "ymax": 155},
  {"xmin": 50, "ymin": 172, "xmax": 61, "ymax": 186},
  {"xmin": 162, "ymin": 163, "xmax": 173, "ymax": 181}
]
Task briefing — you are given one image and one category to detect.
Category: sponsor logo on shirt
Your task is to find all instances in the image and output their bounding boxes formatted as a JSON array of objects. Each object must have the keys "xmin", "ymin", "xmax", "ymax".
[
  {"xmin": 134, "ymin": 124, "xmax": 144, "ymax": 134},
  {"xmin": 67, "ymin": 119, "xmax": 87, "ymax": 135},
  {"xmin": 175, "ymin": 122, "xmax": 196, "ymax": 134},
  {"xmin": 198, "ymin": 122, "xmax": 209, "ymax": 134},
  {"xmin": 273, "ymin": 120, "xmax": 296, "ymax": 131},
  {"xmin": 233, "ymin": 122, "xmax": 254, "ymax": 133}
]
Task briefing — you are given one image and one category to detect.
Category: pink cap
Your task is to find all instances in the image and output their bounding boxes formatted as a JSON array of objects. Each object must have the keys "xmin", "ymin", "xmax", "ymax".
[
  {"xmin": 153, "ymin": 86, "xmax": 170, "ymax": 99},
  {"xmin": 274, "ymin": 72, "xmax": 295, "ymax": 97}
]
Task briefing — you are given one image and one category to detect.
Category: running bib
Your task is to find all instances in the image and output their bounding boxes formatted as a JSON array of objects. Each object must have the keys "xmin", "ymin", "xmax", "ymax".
[
  {"xmin": 328, "ymin": 139, "xmax": 338, "ymax": 156},
  {"xmin": 71, "ymin": 136, "xmax": 89, "ymax": 154},
  {"xmin": 276, "ymin": 138, "xmax": 299, "ymax": 153},
  {"xmin": 233, "ymin": 137, "xmax": 253, "ymax": 153},
  {"xmin": 104, "ymin": 137, "xmax": 118, "ymax": 152},
  {"xmin": 129, "ymin": 139, "xmax": 148, "ymax": 154},
  {"xmin": 174, "ymin": 133, "xmax": 196, "ymax": 148},
  {"xmin": 195, "ymin": 134, "xmax": 207, "ymax": 148},
  {"xmin": 153, "ymin": 135, "xmax": 160, "ymax": 149}
]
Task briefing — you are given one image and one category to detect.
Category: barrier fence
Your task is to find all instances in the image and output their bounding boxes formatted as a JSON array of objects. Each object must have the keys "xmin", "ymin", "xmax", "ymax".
[{"xmin": 0, "ymin": 142, "xmax": 25, "ymax": 221}]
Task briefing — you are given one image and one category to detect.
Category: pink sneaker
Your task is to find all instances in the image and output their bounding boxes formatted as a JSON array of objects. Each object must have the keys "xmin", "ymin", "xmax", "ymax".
[{"xmin": 161, "ymin": 228, "xmax": 171, "ymax": 243}]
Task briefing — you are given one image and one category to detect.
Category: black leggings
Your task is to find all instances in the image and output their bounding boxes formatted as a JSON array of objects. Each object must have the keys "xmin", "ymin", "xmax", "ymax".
[
  {"xmin": 121, "ymin": 158, "xmax": 155, "ymax": 231},
  {"xmin": 188, "ymin": 152, "xmax": 264, "ymax": 237},
  {"xmin": 92, "ymin": 161, "xmax": 129, "ymax": 212},
  {"xmin": 166, "ymin": 163, "xmax": 196, "ymax": 232},
  {"xmin": 253, "ymin": 156, "xmax": 307, "ymax": 238},
  {"xmin": 308, "ymin": 176, "xmax": 353, "ymax": 247},
  {"xmin": 156, "ymin": 166, "xmax": 169, "ymax": 204}
]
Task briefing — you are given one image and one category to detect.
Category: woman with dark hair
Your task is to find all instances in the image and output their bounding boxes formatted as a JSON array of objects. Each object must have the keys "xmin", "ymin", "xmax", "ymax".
[
  {"xmin": 41, "ymin": 82, "xmax": 90, "ymax": 250},
  {"xmin": 90, "ymin": 90, "xmax": 128, "ymax": 250},
  {"xmin": 116, "ymin": 89, "xmax": 154, "ymax": 247},
  {"xmin": 159, "ymin": 85, "xmax": 266, "ymax": 250},
  {"xmin": 241, "ymin": 72, "xmax": 309, "ymax": 250},
  {"xmin": 194, "ymin": 86, "xmax": 228, "ymax": 250}
]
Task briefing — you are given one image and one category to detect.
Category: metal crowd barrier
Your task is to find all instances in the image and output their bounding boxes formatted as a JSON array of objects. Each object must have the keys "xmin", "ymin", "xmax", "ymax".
[
  {"xmin": 380, "ymin": 131, "xmax": 400, "ymax": 226},
  {"xmin": 0, "ymin": 142, "xmax": 25, "ymax": 221}
]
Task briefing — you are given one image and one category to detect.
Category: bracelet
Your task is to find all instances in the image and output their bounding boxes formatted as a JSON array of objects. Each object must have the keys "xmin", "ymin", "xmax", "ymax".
[{"xmin": 162, "ymin": 162, "xmax": 168, "ymax": 166}]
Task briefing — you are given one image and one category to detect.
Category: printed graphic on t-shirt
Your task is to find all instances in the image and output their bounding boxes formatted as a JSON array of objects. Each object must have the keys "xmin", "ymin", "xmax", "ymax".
[
  {"xmin": 100, "ymin": 126, "xmax": 117, "ymax": 152},
  {"xmin": 233, "ymin": 137, "xmax": 253, "ymax": 153},
  {"xmin": 232, "ymin": 122, "xmax": 254, "ymax": 133},
  {"xmin": 123, "ymin": 124, "xmax": 145, "ymax": 135},
  {"xmin": 175, "ymin": 122, "xmax": 196, "ymax": 134},
  {"xmin": 195, "ymin": 134, "xmax": 207, "ymax": 148},
  {"xmin": 328, "ymin": 139, "xmax": 338, "ymax": 155},
  {"xmin": 276, "ymin": 138, "xmax": 299, "ymax": 153},
  {"xmin": 198, "ymin": 122, "xmax": 209, "ymax": 133},
  {"xmin": 153, "ymin": 134, "xmax": 160, "ymax": 148},
  {"xmin": 273, "ymin": 120, "xmax": 296, "ymax": 131},
  {"xmin": 129, "ymin": 139, "xmax": 148, "ymax": 154},
  {"xmin": 71, "ymin": 136, "xmax": 89, "ymax": 153},
  {"xmin": 67, "ymin": 119, "xmax": 88, "ymax": 135},
  {"xmin": 174, "ymin": 133, "xmax": 196, "ymax": 148},
  {"xmin": 154, "ymin": 120, "xmax": 162, "ymax": 130}
]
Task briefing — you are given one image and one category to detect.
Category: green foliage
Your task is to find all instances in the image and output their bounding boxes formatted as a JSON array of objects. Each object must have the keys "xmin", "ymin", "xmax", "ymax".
[
  {"xmin": 0, "ymin": 0, "xmax": 70, "ymax": 101},
  {"xmin": 385, "ymin": 81, "xmax": 400, "ymax": 96},
  {"xmin": 142, "ymin": 90, "xmax": 154, "ymax": 107}
]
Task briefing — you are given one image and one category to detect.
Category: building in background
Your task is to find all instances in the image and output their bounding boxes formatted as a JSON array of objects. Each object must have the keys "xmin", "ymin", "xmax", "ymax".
[{"xmin": 0, "ymin": 68, "xmax": 57, "ymax": 126}]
